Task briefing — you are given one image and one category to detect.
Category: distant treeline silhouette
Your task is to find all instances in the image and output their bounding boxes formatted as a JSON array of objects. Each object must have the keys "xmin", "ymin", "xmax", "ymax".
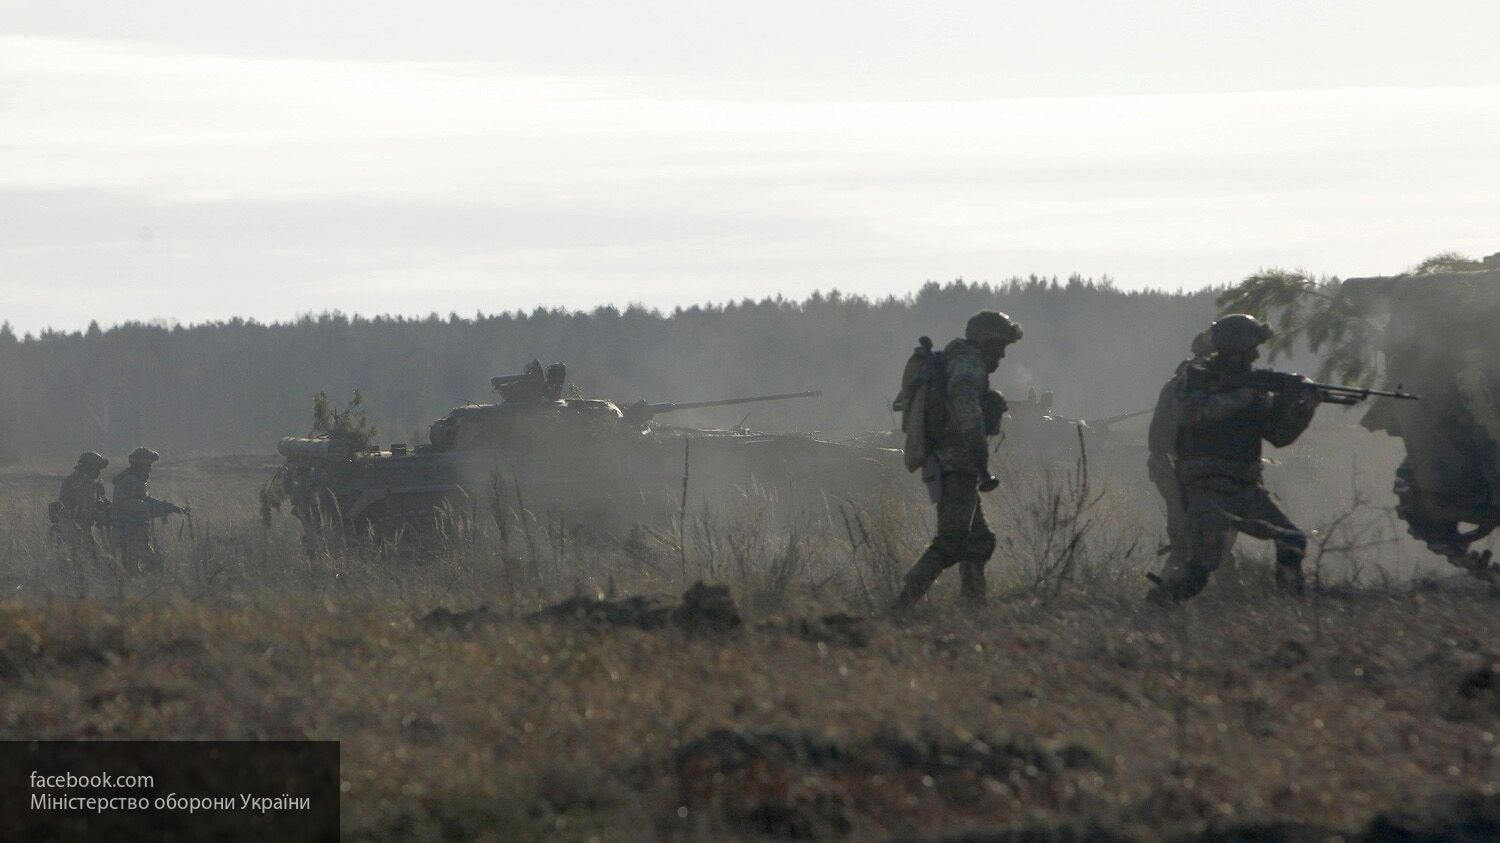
[{"xmin": 0, "ymin": 276, "xmax": 1221, "ymax": 463}]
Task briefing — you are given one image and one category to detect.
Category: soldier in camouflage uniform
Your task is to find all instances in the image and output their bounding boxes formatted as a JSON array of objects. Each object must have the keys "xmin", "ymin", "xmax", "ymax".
[
  {"xmin": 110, "ymin": 447, "xmax": 185, "ymax": 574},
  {"xmin": 1146, "ymin": 331, "xmax": 1213, "ymax": 580},
  {"xmin": 52, "ymin": 451, "xmax": 110, "ymax": 562},
  {"xmin": 1148, "ymin": 315, "xmax": 1320, "ymax": 606},
  {"xmin": 894, "ymin": 310, "xmax": 1022, "ymax": 609}
]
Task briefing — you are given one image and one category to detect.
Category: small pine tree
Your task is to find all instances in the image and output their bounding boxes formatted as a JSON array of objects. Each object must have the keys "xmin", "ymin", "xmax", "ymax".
[
  {"xmin": 310, "ymin": 390, "xmax": 377, "ymax": 451},
  {"xmin": 1216, "ymin": 250, "xmax": 1485, "ymax": 386}
]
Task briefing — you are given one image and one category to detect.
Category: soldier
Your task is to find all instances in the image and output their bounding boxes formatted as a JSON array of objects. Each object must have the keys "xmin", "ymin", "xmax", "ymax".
[
  {"xmin": 1148, "ymin": 315, "xmax": 1320, "ymax": 606},
  {"xmin": 51, "ymin": 451, "xmax": 110, "ymax": 561},
  {"xmin": 1146, "ymin": 331, "xmax": 1213, "ymax": 581},
  {"xmin": 110, "ymin": 447, "xmax": 186, "ymax": 574},
  {"xmin": 893, "ymin": 310, "xmax": 1022, "ymax": 610}
]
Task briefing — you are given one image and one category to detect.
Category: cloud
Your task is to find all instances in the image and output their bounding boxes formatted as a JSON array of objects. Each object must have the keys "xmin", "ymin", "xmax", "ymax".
[{"xmin": 2, "ymin": 36, "xmax": 1498, "ymax": 331}]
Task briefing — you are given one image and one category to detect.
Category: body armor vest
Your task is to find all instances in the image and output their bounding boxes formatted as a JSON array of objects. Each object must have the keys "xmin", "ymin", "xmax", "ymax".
[{"xmin": 1176, "ymin": 364, "xmax": 1264, "ymax": 463}]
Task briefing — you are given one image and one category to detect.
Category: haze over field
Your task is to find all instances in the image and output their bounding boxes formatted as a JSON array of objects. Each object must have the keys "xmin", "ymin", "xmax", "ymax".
[
  {"xmin": 4, "ymin": 1, "xmax": 1499, "ymax": 332},
  {"xmin": 9, "ymin": 8, "xmax": 1500, "ymax": 840}
]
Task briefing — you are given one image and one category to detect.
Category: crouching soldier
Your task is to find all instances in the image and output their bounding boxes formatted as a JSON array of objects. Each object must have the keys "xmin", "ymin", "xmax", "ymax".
[
  {"xmin": 51, "ymin": 451, "xmax": 110, "ymax": 562},
  {"xmin": 893, "ymin": 310, "xmax": 1022, "ymax": 610},
  {"xmin": 111, "ymin": 447, "xmax": 186, "ymax": 574},
  {"xmin": 1148, "ymin": 315, "xmax": 1319, "ymax": 606}
]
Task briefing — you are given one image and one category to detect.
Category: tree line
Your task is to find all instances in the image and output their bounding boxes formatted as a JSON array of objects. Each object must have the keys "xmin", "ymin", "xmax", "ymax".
[{"xmin": 0, "ymin": 276, "xmax": 1222, "ymax": 463}]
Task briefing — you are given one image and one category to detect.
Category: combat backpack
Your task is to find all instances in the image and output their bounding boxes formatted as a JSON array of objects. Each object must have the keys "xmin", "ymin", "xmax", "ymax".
[{"xmin": 892, "ymin": 337, "xmax": 948, "ymax": 472}]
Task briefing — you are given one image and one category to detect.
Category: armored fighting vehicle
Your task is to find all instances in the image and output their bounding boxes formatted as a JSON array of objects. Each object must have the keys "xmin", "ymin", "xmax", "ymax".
[
  {"xmin": 985, "ymin": 387, "xmax": 1153, "ymax": 484},
  {"xmin": 267, "ymin": 360, "xmax": 900, "ymax": 541},
  {"xmin": 1001, "ymin": 389, "xmax": 1153, "ymax": 440},
  {"xmin": 1342, "ymin": 255, "xmax": 1500, "ymax": 576}
]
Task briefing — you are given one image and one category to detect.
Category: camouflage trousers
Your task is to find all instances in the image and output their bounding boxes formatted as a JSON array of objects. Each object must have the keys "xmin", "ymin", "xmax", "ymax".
[
  {"xmin": 895, "ymin": 472, "xmax": 996, "ymax": 608},
  {"xmin": 1146, "ymin": 452, "xmax": 1190, "ymax": 577},
  {"xmin": 52, "ymin": 520, "xmax": 102, "ymax": 565},
  {"xmin": 115, "ymin": 527, "xmax": 161, "ymax": 575},
  {"xmin": 1152, "ymin": 459, "xmax": 1306, "ymax": 603}
]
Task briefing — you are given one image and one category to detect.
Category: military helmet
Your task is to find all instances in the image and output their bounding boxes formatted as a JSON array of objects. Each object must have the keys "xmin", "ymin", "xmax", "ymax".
[
  {"xmin": 1190, "ymin": 329, "xmax": 1214, "ymax": 358},
  {"xmin": 1209, "ymin": 314, "xmax": 1272, "ymax": 354},
  {"xmin": 76, "ymin": 451, "xmax": 108, "ymax": 470},
  {"xmin": 127, "ymin": 446, "xmax": 161, "ymax": 466},
  {"xmin": 965, "ymin": 310, "xmax": 1023, "ymax": 345}
]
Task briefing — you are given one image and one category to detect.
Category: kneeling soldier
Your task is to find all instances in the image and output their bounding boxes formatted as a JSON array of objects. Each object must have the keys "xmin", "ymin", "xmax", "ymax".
[{"xmin": 1149, "ymin": 314, "xmax": 1319, "ymax": 606}]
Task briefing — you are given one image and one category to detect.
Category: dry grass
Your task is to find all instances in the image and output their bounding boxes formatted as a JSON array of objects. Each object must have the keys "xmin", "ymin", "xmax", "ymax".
[{"xmin": 1, "ymin": 454, "xmax": 1498, "ymax": 841}]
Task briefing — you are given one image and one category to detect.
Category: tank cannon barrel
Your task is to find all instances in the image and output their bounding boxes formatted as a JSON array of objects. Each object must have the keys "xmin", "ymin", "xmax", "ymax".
[
  {"xmin": 646, "ymin": 390, "xmax": 823, "ymax": 414},
  {"xmin": 625, "ymin": 390, "xmax": 822, "ymax": 426}
]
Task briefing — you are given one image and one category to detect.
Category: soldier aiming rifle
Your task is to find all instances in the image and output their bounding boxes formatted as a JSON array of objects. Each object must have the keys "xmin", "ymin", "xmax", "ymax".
[{"xmin": 1147, "ymin": 314, "xmax": 1417, "ymax": 607}]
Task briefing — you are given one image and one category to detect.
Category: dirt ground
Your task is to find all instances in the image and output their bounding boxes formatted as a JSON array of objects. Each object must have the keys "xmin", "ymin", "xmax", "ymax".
[
  {"xmin": 2, "ymin": 455, "xmax": 1498, "ymax": 840},
  {"xmin": 2, "ymin": 579, "xmax": 1498, "ymax": 841}
]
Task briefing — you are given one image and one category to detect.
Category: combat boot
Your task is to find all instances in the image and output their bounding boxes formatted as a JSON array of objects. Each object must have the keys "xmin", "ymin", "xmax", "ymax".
[
  {"xmin": 1145, "ymin": 585, "xmax": 1182, "ymax": 610},
  {"xmin": 1273, "ymin": 562, "xmax": 1305, "ymax": 596},
  {"xmin": 1451, "ymin": 550, "xmax": 1500, "ymax": 588},
  {"xmin": 889, "ymin": 582, "xmax": 925, "ymax": 615},
  {"xmin": 958, "ymin": 560, "xmax": 987, "ymax": 608}
]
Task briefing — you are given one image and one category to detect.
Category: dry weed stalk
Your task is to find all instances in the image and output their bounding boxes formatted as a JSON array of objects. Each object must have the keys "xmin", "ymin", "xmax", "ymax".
[{"xmin": 999, "ymin": 425, "xmax": 1141, "ymax": 598}]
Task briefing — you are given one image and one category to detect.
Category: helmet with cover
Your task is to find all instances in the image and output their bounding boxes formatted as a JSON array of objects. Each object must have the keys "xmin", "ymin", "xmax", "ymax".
[
  {"xmin": 965, "ymin": 310, "xmax": 1023, "ymax": 346},
  {"xmin": 1209, "ymin": 314, "xmax": 1273, "ymax": 354}
]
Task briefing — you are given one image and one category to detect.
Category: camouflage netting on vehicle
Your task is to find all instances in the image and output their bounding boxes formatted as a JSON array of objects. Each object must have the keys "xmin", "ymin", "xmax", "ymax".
[
  {"xmin": 1216, "ymin": 252, "xmax": 1500, "ymax": 576},
  {"xmin": 1343, "ymin": 267, "xmax": 1500, "ymax": 565}
]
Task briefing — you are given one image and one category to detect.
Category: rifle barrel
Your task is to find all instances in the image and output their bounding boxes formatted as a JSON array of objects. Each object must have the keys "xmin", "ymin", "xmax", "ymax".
[
  {"xmin": 1313, "ymin": 383, "xmax": 1419, "ymax": 401},
  {"xmin": 1247, "ymin": 370, "xmax": 1419, "ymax": 401}
]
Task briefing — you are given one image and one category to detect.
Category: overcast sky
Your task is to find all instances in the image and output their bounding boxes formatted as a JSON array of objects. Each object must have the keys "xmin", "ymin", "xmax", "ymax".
[{"xmin": 3, "ymin": 1, "xmax": 1498, "ymax": 332}]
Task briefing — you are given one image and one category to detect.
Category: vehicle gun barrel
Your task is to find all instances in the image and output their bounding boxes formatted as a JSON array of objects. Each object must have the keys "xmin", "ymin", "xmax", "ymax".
[
  {"xmin": 646, "ymin": 390, "xmax": 823, "ymax": 414},
  {"xmin": 1085, "ymin": 407, "xmax": 1155, "ymax": 429}
]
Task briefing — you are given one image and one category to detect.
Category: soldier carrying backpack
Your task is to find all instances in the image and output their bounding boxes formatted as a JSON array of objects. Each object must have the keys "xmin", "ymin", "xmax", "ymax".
[
  {"xmin": 891, "ymin": 310, "xmax": 1022, "ymax": 610},
  {"xmin": 51, "ymin": 451, "xmax": 111, "ymax": 563}
]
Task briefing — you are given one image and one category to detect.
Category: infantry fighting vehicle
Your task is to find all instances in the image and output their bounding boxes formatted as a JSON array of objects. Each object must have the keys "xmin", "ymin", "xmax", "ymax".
[
  {"xmin": 986, "ymin": 387, "xmax": 1153, "ymax": 483},
  {"xmin": 1342, "ymin": 255, "xmax": 1500, "ymax": 576},
  {"xmin": 1001, "ymin": 389, "xmax": 1153, "ymax": 442},
  {"xmin": 266, "ymin": 361, "xmax": 900, "ymax": 541}
]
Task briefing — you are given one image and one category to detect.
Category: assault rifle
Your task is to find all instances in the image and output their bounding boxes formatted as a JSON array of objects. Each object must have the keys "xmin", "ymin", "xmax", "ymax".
[{"xmin": 1236, "ymin": 369, "xmax": 1419, "ymax": 406}]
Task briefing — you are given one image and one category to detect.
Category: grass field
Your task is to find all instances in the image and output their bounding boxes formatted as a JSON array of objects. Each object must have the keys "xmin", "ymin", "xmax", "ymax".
[{"xmin": 1, "ymin": 453, "xmax": 1497, "ymax": 841}]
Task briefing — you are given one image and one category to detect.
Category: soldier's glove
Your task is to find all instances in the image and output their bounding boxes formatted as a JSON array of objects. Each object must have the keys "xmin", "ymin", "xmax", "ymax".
[
  {"xmin": 978, "ymin": 472, "xmax": 999, "ymax": 493},
  {"xmin": 981, "ymin": 390, "xmax": 1007, "ymax": 437}
]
